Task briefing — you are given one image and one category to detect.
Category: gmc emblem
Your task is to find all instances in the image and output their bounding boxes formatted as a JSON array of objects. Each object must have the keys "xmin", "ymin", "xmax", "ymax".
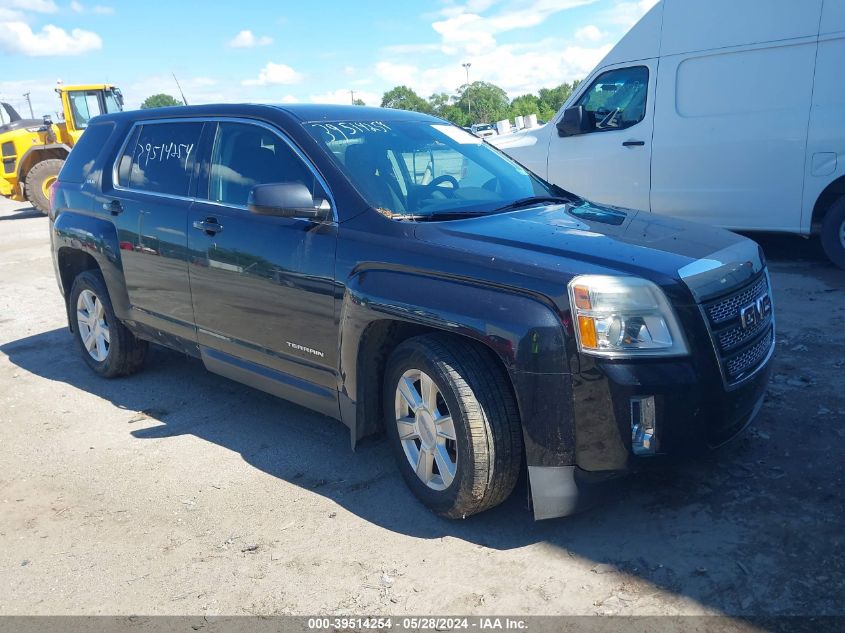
[{"xmin": 740, "ymin": 293, "xmax": 772, "ymax": 330}]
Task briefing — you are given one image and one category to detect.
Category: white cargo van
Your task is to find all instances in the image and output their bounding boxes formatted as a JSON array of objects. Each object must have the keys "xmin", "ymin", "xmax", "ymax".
[{"xmin": 494, "ymin": 0, "xmax": 845, "ymax": 267}]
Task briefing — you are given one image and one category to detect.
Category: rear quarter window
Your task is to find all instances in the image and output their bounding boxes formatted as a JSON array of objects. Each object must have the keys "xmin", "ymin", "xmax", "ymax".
[
  {"xmin": 117, "ymin": 121, "xmax": 203, "ymax": 197},
  {"xmin": 59, "ymin": 121, "xmax": 116, "ymax": 184}
]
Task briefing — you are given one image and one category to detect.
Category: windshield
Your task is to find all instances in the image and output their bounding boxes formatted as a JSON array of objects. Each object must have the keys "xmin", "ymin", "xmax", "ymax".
[{"xmin": 304, "ymin": 119, "xmax": 563, "ymax": 220}]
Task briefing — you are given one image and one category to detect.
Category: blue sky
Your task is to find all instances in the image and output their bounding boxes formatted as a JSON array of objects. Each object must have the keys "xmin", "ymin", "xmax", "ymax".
[{"xmin": 0, "ymin": 0, "xmax": 657, "ymax": 117}]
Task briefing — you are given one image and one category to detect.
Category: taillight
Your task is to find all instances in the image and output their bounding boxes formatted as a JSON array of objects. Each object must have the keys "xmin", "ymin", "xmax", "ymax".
[{"xmin": 49, "ymin": 181, "xmax": 59, "ymax": 215}]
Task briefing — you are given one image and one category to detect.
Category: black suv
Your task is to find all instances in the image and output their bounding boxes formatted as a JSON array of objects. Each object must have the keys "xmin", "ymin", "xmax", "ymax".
[{"xmin": 49, "ymin": 104, "xmax": 774, "ymax": 520}]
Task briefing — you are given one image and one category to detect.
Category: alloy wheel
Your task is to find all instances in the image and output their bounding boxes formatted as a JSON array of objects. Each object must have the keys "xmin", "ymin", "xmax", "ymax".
[
  {"xmin": 76, "ymin": 289, "xmax": 110, "ymax": 362},
  {"xmin": 394, "ymin": 369, "xmax": 458, "ymax": 491}
]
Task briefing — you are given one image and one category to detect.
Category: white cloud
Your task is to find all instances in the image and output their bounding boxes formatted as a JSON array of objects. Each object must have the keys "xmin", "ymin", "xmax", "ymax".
[
  {"xmin": 279, "ymin": 95, "xmax": 299, "ymax": 104},
  {"xmin": 432, "ymin": 0, "xmax": 599, "ymax": 55},
  {"xmin": 242, "ymin": 62, "xmax": 302, "ymax": 86},
  {"xmin": 575, "ymin": 24, "xmax": 603, "ymax": 41},
  {"xmin": 605, "ymin": 0, "xmax": 660, "ymax": 28},
  {"xmin": 69, "ymin": 1, "xmax": 113, "ymax": 13},
  {"xmin": 375, "ymin": 61, "xmax": 419, "ymax": 85},
  {"xmin": 0, "ymin": 21, "xmax": 101, "ymax": 56},
  {"xmin": 1, "ymin": 0, "xmax": 58, "ymax": 13},
  {"xmin": 308, "ymin": 89, "xmax": 380, "ymax": 107},
  {"xmin": 228, "ymin": 29, "xmax": 272, "ymax": 48}
]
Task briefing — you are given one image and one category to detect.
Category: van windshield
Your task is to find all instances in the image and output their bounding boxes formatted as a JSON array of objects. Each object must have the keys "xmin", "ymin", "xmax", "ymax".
[{"xmin": 304, "ymin": 119, "xmax": 570, "ymax": 220}]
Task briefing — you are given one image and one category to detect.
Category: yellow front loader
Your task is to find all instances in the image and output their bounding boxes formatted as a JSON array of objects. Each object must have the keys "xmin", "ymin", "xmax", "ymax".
[{"xmin": 0, "ymin": 83, "xmax": 123, "ymax": 213}]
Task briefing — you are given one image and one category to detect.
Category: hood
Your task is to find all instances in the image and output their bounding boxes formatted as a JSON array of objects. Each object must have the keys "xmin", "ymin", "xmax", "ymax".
[{"xmin": 414, "ymin": 201, "xmax": 764, "ymax": 302}]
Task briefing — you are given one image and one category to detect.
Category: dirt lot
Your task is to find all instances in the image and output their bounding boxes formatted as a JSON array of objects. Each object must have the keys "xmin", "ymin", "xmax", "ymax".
[{"xmin": 0, "ymin": 197, "xmax": 843, "ymax": 617}]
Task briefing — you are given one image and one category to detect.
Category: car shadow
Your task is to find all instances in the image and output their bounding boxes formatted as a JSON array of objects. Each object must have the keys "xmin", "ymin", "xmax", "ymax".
[
  {"xmin": 0, "ymin": 206, "xmax": 44, "ymax": 221},
  {"xmin": 1, "ymin": 327, "xmax": 841, "ymax": 616},
  {"xmin": 741, "ymin": 231, "xmax": 828, "ymax": 265}
]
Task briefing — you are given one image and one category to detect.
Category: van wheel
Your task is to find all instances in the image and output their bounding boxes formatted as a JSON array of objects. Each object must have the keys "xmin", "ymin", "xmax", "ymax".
[
  {"xmin": 383, "ymin": 334, "xmax": 523, "ymax": 519},
  {"xmin": 69, "ymin": 270, "xmax": 148, "ymax": 377},
  {"xmin": 821, "ymin": 197, "xmax": 845, "ymax": 269},
  {"xmin": 24, "ymin": 158, "xmax": 64, "ymax": 215}
]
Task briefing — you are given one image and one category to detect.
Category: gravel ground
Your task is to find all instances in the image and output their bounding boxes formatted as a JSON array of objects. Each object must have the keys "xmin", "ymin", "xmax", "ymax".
[{"xmin": 0, "ymin": 197, "xmax": 843, "ymax": 617}]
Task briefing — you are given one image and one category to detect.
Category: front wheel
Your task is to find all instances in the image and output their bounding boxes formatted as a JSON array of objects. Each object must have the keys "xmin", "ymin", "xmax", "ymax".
[
  {"xmin": 821, "ymin": 196, "xmax": 845, "ymax": 269},
  {"xmin": 24, "ymin": 158, "xmax": 64, "ymax": 214},
  {"xmin": 69, "ymin": 270, "xmax": 148, "ymax": 377},
  {"xmin": 383, "ymin": 334, "xmax": 523, "ymax": 518}
]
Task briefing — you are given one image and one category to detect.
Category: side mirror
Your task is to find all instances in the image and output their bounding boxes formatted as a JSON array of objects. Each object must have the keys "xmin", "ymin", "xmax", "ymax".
[
  {"xmin": 247, "ymin": 182, "xmax": 331, "ymax": 220},
  {"xmin": 556, "ymin": 105, "xmax": 593, "ymax": 137}
]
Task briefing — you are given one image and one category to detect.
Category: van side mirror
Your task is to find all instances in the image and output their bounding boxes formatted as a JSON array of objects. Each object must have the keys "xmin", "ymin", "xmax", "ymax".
[
  {"xmin": 556, "ymin": 105, "xmax": 593, "ymax": 137},
  {"xmin": 247, "ymin": 182, "xmax": 331, "ymax": 220}
]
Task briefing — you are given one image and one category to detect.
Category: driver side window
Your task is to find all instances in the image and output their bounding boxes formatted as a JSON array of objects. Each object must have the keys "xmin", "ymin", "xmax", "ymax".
[{"xmin": 575, "ymin": 66, "xmax": 649, "ymax": 133}]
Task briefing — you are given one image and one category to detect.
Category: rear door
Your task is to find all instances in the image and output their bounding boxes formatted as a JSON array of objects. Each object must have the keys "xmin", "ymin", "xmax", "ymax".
[
  {"xmin": 108, "ymin": 119, "xmax": 203, "ymax": 341},
  {"xmin": 547, "ymin": 62, "xmax": 655, "ymax": 210},
  {"xmin": 187, "ymin": 119, "xmax": 339, "ymax": 417}
]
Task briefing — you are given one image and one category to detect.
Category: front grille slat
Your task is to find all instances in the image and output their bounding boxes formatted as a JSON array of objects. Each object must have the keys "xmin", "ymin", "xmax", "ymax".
[
  {"xmin": 701, "ymin": 272, "xmax": 774, "ymax": 387},
  {"xmin": 705, "ymin": 275, "xmax": 768, "ymax": 325}
]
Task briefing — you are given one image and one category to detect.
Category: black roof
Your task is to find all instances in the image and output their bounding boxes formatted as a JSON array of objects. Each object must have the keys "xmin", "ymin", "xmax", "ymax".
[{"xmin": 96, "ymin": 103, "xmax": 439, "ymax": 125}]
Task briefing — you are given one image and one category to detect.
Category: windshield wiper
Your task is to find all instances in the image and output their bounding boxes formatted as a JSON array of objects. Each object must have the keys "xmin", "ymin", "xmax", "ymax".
[{"xmin": 490, "ymin": 196, "xmax": 573, "ymax": 213}]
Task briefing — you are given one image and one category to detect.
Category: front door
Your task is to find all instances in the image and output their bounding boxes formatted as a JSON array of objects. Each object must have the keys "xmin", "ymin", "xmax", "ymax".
[
  {"xmin": 547, "ymin": 63, "xmax": 655, "ymax": 211},
  {"xmin": 187, "ymin": 120, "xmax": 339, "ymax": 416}
]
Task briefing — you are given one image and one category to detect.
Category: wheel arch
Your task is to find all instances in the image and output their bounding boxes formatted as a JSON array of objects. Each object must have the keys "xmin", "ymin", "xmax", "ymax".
[
  {"xmin": 811, "ymin": 174, "xmax": 845, "ymax": 232},
  {"xmin": 17, "ymin": 144, "xmax": 70, "ymax": 184},
  {"xmin": 338, "ymin": 268, "xmax": 576, "ymax": 471},
  {"xmin": 53, "ymin": 211, "xmax": 130, "ymax": 328}
]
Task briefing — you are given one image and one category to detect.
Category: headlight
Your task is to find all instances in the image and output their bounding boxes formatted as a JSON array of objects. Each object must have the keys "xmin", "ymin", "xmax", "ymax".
[{"xmin": 567, "ymin": 275, "xmax": 689, "ymax": 358}]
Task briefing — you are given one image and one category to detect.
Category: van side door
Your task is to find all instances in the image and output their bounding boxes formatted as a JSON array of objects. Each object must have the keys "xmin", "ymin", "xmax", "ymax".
[
  {"xmin": 187, "ymin": 120, "xmax": 339, "ymax": 418},
  {"xmin": 547, "ymin": 62, "xmax": 655, "ymax": 211},
  {"xmin": 650, "ymin": 41, "xmax": 817, "ymax": 231},
  {"xmin": 108, "ymin": 120, "xmax": 204, "ymax": 343}
]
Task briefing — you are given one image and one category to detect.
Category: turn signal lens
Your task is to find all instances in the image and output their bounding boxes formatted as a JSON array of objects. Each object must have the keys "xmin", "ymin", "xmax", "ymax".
[
  {"xmin": 577, "ymin": 315, "xmax": 598, "ymax": 349},
  {"xmin": 572, "ymin": 285, "xmax": 592, "ymax": 310}
]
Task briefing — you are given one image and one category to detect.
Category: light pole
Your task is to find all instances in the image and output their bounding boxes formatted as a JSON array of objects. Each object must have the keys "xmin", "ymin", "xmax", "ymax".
[
  {"xmin": 462, "ymin": 62, "xmax": 471, "ymax": 119},
  {"xmin": 23, "ymin": 92, "xmax": 34, "ymax": 118}
]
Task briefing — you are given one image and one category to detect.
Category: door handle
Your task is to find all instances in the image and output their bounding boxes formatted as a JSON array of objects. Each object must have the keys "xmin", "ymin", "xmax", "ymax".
[
  {"xmin": 104, "ymin": 199, "xmax": 123, "ymax": 215},
  {"xmin": 622, "ymin": 140, "xmax": 645, "ymax": 147},
  {"xmin": 192, "ymin": 218, "xmax": 223, "ymax": 236}
]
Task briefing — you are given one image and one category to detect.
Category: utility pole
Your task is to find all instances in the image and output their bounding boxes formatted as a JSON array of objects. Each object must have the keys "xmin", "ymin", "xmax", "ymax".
[
  {"xmin": 23, "ymin": 92, "xmax": 34, "ymax": 118},
  {"xmin": 462, "ymin": 63, "xmax": 472, "ymax": 119},
  {"xmin": 350, "ymin": 90, "xmax": 355, "ymax": 105}
]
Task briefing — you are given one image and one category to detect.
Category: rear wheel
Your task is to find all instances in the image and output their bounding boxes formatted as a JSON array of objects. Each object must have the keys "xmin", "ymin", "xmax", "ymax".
[
  {"xmin": 820, "ymin": 196, "xmax": 845, "ymax": 269},
  {"xmin": 383, "ymin": 334, "xmax": 523, "ymax": 518},
  {"xmin": 24, "ymin": 158, "xmax": 64, "ymax": 214},
  {"xmin": 69, "ymin": 270, "xmax": 148, "ymax": 377}
]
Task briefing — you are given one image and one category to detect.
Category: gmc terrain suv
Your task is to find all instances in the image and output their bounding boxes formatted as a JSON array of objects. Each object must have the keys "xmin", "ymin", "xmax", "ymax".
[{"xmin": 49, "ymin": 105, "xmax": 774, "ymax": 520}]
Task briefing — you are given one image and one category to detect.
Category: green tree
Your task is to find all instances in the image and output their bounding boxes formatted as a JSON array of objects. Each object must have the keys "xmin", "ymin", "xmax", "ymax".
[
  {"xmin": 381, "ymin": 85, "xmax": 431, "ymax": 113},
  {"xmin": 535, "ymin": 81, "xmax": 580, "ymax": 120},
  {"xmin": 427, "ymin": 92, "xmax": 469, "ymax": 126},
  {"xmin": 456, "ymin": 81, "xmax": 509, "ymax": 124},
  {"xmin": 140, "ymin": 93, "xmax": 184, "ymax": 109},
  {"xmin": 509, "ymin": 94, "xmax": 541, "ymax": 118},
  {"xmin": 352, "ymin": 98, "xmax": 366, "ymax": 106}
]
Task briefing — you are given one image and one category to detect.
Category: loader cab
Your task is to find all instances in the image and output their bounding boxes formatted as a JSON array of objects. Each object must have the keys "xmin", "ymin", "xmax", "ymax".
[{"xmin": 59, "ymin": 85, "xmax": 124, "ymax": 139}]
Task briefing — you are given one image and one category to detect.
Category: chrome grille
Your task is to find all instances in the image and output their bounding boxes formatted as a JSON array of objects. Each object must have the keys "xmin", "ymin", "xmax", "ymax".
[
  {"xmin": 725, "ymin": 327, "xmax": 773, "ymax": 382},
  {"xmin": 716, "ymin": 309, "xmax": 770, "ymax": 351},
  {"xmin": 701, "ymin": 272, "xmax": 774, "ymax": 387},
  {"xmin": 705, "ymin": 275, "xmax": 768, "ymax": 325}
]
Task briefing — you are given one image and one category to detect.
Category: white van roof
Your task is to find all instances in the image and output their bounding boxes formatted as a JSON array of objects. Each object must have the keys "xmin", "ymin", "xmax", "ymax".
[{"xmin": 597, "ymin": 0, "xmax": 832, "ymax": 69}]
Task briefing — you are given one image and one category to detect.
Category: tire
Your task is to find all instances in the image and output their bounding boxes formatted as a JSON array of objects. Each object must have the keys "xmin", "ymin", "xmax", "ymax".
[
  {"xmin": 820, "ymin": 196, "xmax": 845, "ymax": 269},
  {"xmin": 383, "ymin": 334, "xmax": 523, "ymax": 518},
  {"xmin": 24, "ymin": 158, "xmax": 64, "ymax": 215},
  {"xmin": 69, "ymin": 270, "xmax": 148, "ymax": 377}
]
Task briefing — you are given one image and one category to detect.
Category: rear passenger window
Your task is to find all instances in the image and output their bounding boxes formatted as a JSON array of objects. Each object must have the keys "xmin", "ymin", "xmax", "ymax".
[
  {"xmin": 59, "ymin": 121, "xmax": 115, "ymax": 184},
  {"xmin": 118, "ymin": 122, "xmax": 202, "ymax": 197},
  {"xmin": 206, "ymin": 122, "xmax": 325, "ymax": 207}
]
